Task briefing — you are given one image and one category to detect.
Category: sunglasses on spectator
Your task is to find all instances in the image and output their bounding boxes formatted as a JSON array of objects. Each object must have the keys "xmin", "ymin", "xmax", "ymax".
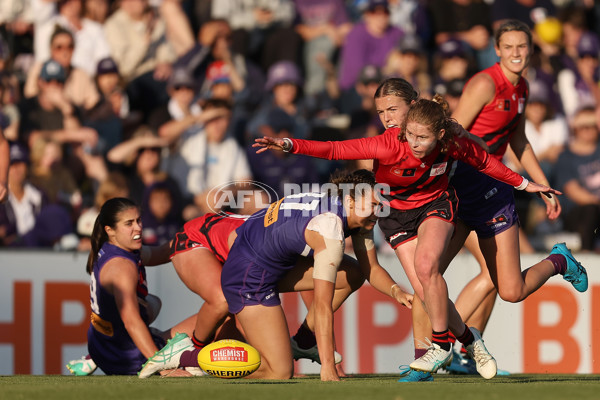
[{"xmin": 173, "ymin": 85, "xmax": 194, "ymax": 91}]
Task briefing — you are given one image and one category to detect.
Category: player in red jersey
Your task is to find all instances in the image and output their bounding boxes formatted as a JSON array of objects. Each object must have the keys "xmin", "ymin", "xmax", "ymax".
[
  {"xmin": 440, "ymin": 20, "xmax": 588, "ymax": 374},
  {"xmin": 254, "ymin": 95, "xmax": 560, "ymax": 379}
]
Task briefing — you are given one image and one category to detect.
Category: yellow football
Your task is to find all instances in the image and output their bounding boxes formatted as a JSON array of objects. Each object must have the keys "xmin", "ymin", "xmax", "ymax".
[{"xmin": 198, "ymin": 339, "xmax": 261, "ymax": 379}]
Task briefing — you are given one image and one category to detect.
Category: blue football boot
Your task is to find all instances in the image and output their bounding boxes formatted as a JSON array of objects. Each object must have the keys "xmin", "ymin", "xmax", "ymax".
[
  {"xmin": 398, "ymin": 365, "xmax": 433, "ymax": 382},
  {"xmin": 551, "ymin": 243, "xmax": 588, "ymax": 292}
]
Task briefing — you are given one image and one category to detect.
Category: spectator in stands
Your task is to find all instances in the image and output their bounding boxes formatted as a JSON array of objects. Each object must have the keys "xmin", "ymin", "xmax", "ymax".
[
  {"xmin": 246, "ymin": 107, "xmax": 318, "ymax": 197},
  {"xmin": 201, "ymin": 60, "xmax": 251, "ymax": 146},
  {"xmin": 557, "ymin": 32, "xmax": 600, "ymax": 119},
  {"xmin": 76, "ymin": 171, "xmax": 130, "ymax": 250},
  {"xmin": 83, "ymin": 0, "xmax": 110, "ymax": 24},
  {"xmin": 106, "ymin": 125, "xmax": 180, "ymax": 210},
  {"xmin": 85, "ymin": 57, "xmax": 131, "ymax": 147},
  {"xmin": 0, "ymin": 129, "xmax": 7, "ymax": 203},
  {"xmin": 19, "ymin": 59, "xmax": 98, "ymax": 152},
  {"xmin": 34, "ymin": 0, "xmax": 111, "ymax": 78},
  {"xmin": 141, "ymin": 181, "xmax": 182, "ymax": 246},
  {"xmin": 431, "ymin": 38, "xmax": 474, "ymax": 91},
  {"xmin": 247, "ymin": 60, "xmax": 309, "ymax": 140},
  {"xmin": 0, "ymin": 0, "xmax": 34, "ymax": 57},
  {"xmin": 28, "ymin": 136, "xmax": 81, "ymax": 212},
  {"xmin": 151, "ymin": 67, "xmax": 201, "ymax": 145},
  {"xmin": 436, "ymin": 77, "xmax": 466, "ymax": 114},
  {"xmin": 25, "ymin": 26, "xmax": 100, "ymax": 111},
  {"xmin": 491, "ymin": 0, "xmax": 556, "ymax": 30},
  {"xmin": 211, "ymin": 0, "xmax": 300, "ymax": 72},
  {"xmin": 555, "ymin": 106, "xmax": 600, "ymax": 252},
  {"xmin": 345, "ymin": 64, "xmax": 384, "ymax": 140},
  {"xmin": 0, "ymin": 141, "xmax": 45, "ymax": 246},
  {"xmin": 104, "ymin": 0, "xmax": 177, "ymax": 114},
  {"xmin": 383, "ymin": 34, "xmax": 431, "ymax": 98},
  {"xmin": 387, "ymin": 0, "xmax": 430, "ymax": 39},
  {"xmin": 293, "ymin": 0, "xmax": 352, "ymax": 98},
  {"xmin": 557, "ymin": 5, "xmax": 589, "ymax": 72},
  {"xmin": 428, "ymin": 0, "xmax": 495, "ymax": 70},
  {"xmin": 518, "ymin": 80, "xmax": 567, "ymax": 175},
  {"xmin": 337, "ymin": 0, "xmax": 403, "ymax": 92},
  {"xmin": 0, "ymin": 38, "xmax": 21, "ymax": 142}
]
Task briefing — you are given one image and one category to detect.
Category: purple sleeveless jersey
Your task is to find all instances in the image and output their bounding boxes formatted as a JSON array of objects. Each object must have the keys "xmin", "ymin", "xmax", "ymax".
[{"xmin": 87, "ymin": 242, "xmax": 165, "ymax": 375}]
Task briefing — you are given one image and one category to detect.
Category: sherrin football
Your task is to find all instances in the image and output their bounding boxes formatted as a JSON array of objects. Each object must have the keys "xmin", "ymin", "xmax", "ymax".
[{"xmin": 198, "ymin": 339, "xmax": 261, "ymax": 378}]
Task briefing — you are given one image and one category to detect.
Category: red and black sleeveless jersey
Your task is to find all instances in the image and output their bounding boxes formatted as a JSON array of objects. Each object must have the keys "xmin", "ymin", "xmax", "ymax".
[
  {"xmin": 290, "ymin": 130, "xmax": 523, "ymax": 211},
  {"xmin": 465, "ymin": 63, "xmax": 528, "ymax": 160},
  {"xmin": 183, "ymin": 212, "xmax": 247, "ymax": 263}
]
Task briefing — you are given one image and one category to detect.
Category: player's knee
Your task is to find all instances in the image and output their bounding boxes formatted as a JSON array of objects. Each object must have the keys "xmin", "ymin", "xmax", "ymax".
[
  {"xmin": 497, "ymin": 287, "xmax": 522, "ymax": 303},
  {"xmin": 203, "ymin": 293, "xmax": 230, "ymax": 317},
  {"xmin": 262, "ymin": 362, "xmax": 293, "ymax": 379}
]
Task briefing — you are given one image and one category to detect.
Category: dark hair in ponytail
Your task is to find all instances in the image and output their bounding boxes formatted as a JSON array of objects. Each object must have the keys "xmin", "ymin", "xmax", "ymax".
[{"xmin": 86, "ymin": 197, "xmax": 138, "ymax": 274}]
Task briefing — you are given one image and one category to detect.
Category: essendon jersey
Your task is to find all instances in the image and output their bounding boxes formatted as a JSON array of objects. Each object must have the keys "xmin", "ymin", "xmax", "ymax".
[
  {"xmin": 290, "ymin": 129, "xmax": 523, "ymax": 210},
  {"xmin": 465, "ymin": 63, "xmax": 528, "ymax": 159},
  {"xmin": 183, "ymin": 212, "xmax": 248, "ymax": 263}
]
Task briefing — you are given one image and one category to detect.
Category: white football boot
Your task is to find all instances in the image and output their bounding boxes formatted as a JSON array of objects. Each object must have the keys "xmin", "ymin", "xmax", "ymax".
[
  {"xmin": 138, "ymin": 332, "xmax": 194, "ymax": 378},
  {"xmin": 66, "ymin": 356, "xmax": 97, "ymax": 376},
  {"xmin": 465, "ymin": 327, "xmax": 497, "ymax": 379},
  {"xmin": 409, "ymin": 342, "xmax": 453, "ymax": 373}
]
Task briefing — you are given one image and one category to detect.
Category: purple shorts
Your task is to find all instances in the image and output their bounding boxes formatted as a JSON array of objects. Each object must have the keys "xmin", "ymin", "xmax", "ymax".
[
  {"xmin": 221, "ymin": 246, "xmax": 285, "ymax": 314},
  {"xmin": 454, "ymin": 166, "xmax": 519, "ymax": 238}
]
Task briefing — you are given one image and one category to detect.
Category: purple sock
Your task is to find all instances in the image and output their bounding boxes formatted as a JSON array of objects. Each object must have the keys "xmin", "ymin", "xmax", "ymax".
[
  {"xmin": 415, "ymin": 348, "xmax": 427, "ymax": 359},
  {"xmin": 546, "ymin": 254, "xmax": 567, "ymax": 275},
  {"xmin": 179, "ymin": 349, "xmax": 201, "ymax": 368}
]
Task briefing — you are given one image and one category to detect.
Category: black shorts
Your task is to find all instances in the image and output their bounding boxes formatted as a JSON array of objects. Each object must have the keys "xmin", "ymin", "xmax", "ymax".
[{"xmin": 378, "ymin": 188, "xmax": 458, "ymax": 249}]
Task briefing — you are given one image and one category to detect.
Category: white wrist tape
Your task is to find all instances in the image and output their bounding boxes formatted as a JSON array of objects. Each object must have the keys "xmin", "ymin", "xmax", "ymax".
[{"xmin": 515, "ymin": 177, "xmax": 529, "ymax": 190}]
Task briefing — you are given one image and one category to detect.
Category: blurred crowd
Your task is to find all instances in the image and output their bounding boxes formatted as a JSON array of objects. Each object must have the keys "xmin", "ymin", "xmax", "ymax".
[{"xmin": 0, "ymin": 0, "xmax": 599, "ymax": 252}]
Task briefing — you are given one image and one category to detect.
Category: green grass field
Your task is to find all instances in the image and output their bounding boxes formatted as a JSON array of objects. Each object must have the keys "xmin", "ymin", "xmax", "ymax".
[{"xmin": 1, "ymin": 374, "xmax": 600, "ymax": 400}]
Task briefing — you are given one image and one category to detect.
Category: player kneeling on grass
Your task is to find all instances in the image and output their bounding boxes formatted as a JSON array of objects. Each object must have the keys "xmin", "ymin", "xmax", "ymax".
[
  {"xmin": 81, "ymin": 198, "xmax": 193, "ymax": 376},
  {"xmin": 139, "ymin": 170, "xmax": 413, "ymax": 381}
]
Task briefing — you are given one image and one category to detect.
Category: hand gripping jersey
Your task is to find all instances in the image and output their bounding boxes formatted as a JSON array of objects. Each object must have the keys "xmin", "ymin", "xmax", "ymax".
[
  {"xmin": 87, "ymin": 242, "xmax": 161, "ymax": 375},
  {"xmin": 289, "ymin": 129, "xmax": 524, "ymax": 211}
]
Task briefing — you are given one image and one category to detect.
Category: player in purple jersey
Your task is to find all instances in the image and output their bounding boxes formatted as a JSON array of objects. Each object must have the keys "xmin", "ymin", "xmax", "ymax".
[
  {"xmin": 138, "ymin": 169, "xmax": 414, "ymax": 381},
  {"xmin": 85, "ymin": 197, "xmax": 190, "ymax": 376}
]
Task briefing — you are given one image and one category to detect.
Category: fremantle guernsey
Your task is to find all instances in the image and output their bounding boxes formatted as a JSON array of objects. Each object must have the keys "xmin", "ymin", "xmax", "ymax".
[
  {"xmin": 229, "ymin": 193, "xmax": 351, "ymax": 277},
  {"xmin": 87, "ymin": 242, "xmax": 158, "ymax": 375},
  {"xmin": 289, "ymin": 129, "xmax": 524, "ymax": 210}
]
